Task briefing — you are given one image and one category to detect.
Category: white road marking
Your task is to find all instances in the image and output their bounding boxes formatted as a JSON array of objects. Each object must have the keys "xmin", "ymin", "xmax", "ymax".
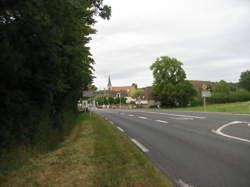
[
  {"xmin": 138, "ymin": 116, "xmax": 148, "ymax": 119},
  {"xmin": 169, "ymin": 117, "xmax": 193, "ymax": 120},
  {"xmin": 248, "ymin": 124, "xmax": 250, "ymax": 127},
  {"xmin": 117, "ymin": 127, "xmax": 124, "ymax": 132},
  {"xmin": 135, "ymin": 111, "xmax": 206, "ymax": 119},
  {"xmin": 212, "ymin": 121, "xmax": 250, "ymax": 143},
  {"xmin": 109, "ymin": 121, "xmax": 114, "ymax": 125},
  {"xmin": 159, "ymin": 113, "xmax": 205, "ymax": 119},
  {"xmin": 128, "ymin": 114, "xmax": 134, "ymax": 117},
  {"xmin": 130, "ymin": 138, "xmax": 149, "ymax": 152},
  {"xmin": 177, "ymin": 179, "xmax": 194, "ymax": 187},
  {"xmin": 155, "ymin": 120, "xmax": 168, "ymax": 124}
]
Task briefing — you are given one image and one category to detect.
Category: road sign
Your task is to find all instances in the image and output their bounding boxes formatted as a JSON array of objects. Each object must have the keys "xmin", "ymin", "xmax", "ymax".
[
  {"xmin": 202, "ymin": 91, "xmax": 211, "ymax": 98},
  {"xmin": 82, "ymin": 91, "xmax": 94, "ymax": 98}
]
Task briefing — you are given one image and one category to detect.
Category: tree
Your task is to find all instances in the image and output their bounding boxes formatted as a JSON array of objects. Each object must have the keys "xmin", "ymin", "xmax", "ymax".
[
  {"xmin": 239, "ymin": 70, "xmax": 250, "ymax": 91},
  {"xmin": 0, "ymin": 0, "xmax": 111, "ymax": 149},
  {"xmin": 212, "ymin": 80, "xmax": 231, "ymax": 94},
  {"xmin": 150, "ymin": 56, "xmax": 197, "ymax": 107}
]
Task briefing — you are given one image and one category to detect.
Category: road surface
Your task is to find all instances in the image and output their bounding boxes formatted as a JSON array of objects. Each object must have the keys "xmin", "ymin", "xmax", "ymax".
[{"xmin": 93, "ymin": 108, "xmax": 250, "ymax": 187}]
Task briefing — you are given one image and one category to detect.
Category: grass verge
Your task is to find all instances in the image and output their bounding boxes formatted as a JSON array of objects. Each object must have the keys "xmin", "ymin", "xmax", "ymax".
[
  {"xmin": 169, "ymin": 101, "xmax": 250, "ymax": 114},
  {"xmin": 1, "ymin": 113, "xmax": 172, "ymax": 187}
]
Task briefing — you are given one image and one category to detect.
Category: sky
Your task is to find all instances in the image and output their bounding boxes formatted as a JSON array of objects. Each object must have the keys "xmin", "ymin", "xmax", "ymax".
[{"xmin": 89, "ymin": 0, "xmax": 250, "ymax": 90}]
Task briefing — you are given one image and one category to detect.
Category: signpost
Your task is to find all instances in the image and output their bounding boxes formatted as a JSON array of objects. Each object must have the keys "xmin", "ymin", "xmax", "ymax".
[{"xmin": 201, "ymin": 85, "xmax": 211, "ymax": 112}]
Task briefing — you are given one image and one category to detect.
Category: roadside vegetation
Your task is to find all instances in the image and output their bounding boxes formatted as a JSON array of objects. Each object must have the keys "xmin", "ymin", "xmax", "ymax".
[
  {"xmin": 1, "ymin": 113, "xmax": 172, "ymax": 187},
  {"xmin": 150, "ymin": 56, "xmax": 197, "ymax": 107},
  {"xmin": 0, "ymin": 0, "xmax": 111, "ymax": 159}
]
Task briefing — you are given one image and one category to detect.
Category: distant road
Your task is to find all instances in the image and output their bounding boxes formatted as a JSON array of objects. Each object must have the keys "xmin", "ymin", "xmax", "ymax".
[{"xmin": 93, "ymin": 108, "xmax": 250, "ymax": 187}]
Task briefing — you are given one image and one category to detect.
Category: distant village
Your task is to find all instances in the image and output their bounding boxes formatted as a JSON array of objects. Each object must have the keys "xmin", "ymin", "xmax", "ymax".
[{"xmin": 93, "ymin": 76, "xmax": 212, "ymax": 107}]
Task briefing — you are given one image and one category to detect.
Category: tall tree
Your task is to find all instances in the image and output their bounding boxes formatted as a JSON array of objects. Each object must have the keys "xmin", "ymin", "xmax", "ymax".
[
  {"xmin": 150, "ymin": 56, "xmax": 197, "ymax": 107},
  {"xmin": 0, "ymin": 0, "xmax": 111, "ymax": 148},
  {"xmin": 239, "ymin": 70, "xmax": 250, "ymax": 91}
]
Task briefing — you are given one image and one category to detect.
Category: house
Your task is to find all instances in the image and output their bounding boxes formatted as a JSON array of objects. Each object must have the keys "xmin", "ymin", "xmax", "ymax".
[
  {"xmin": 111, "ymin": 86, "xmax": 136, "ymax": 97},
  {"xmin": 100, "ymin": 76, "xmax": 136, "ymax": 103},
  {"xmin": 189, "ymin": 80, "xmax": 212, "ymax": 94},
  {"xmin": 137, "ymin": 87, "xmax": 155, "ymax": 105}
]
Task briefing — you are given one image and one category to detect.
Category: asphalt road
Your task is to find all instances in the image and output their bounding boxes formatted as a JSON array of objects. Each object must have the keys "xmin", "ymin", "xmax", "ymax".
[{"xmin": 93, "ymin": 108, "xmax": 250, "ymax": 187}]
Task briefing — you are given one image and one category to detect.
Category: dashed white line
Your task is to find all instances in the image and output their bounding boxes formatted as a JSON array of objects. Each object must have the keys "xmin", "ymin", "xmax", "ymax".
[
  {"xmin": 117, "ymin": 127, "xmax": 124, "ymax": 132},
  {"xmin": 109, "ymin": 121, "xmax": 114, "ymax": 125},
  {"xmin": 130, "ymin": 138, "xmax": 149, "ymax": 152},
  {"xmin": 169, "ymin": 117, "xmax": 193, "ymax": 120},
  {"xmin": 212, "ymin": 121, "xmax": 250, "ymax": 143},
  {"xmin": 138, "ymin": 116, "xmax": 148, "ymax": 119},
  {"xmin": 155, "ymin": 120, "xmax": 168, "ymax": 124},
  {"xmin": 135, "ymin": 111, "xmax": 206, "ymax": 119},
  {"xmin": 159, "ymin": 113, "xmax": 205, "ymax": 119},
  {"xmin": 128, "ymin": 114, "xmax": 134, "ymax": 117}
]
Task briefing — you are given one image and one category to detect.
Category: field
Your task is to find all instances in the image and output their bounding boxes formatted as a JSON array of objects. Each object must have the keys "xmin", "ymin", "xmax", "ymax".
[{"xmin": 172, "ymin": 101, "xmax": 250, "ymax": 114}]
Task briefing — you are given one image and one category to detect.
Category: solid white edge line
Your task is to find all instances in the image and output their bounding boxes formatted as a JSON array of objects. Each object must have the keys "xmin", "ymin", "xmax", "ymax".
[
  {"xmin": 138, "ymin": 116, "xmax": 147, "ymax": 119},
  {"xmin": 130, "ymin": 138, "xmax": 149, "ymax": 152},
  {"xmin": 155, "ymin": 120, "xmax": 168, "ymax": 124},
  {"xmin": 212, "ymin": 121, "xmax": 250, "ymax": 143},
  {"xmin": 117, "ymin": 127, "xmax": 124, "ymax": 132}
]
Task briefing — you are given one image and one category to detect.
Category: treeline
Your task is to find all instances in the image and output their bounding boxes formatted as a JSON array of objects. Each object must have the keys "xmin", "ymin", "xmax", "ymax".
[{"xmin": 0, "ymin": 1, "xmax": 111, "ymax": 152}]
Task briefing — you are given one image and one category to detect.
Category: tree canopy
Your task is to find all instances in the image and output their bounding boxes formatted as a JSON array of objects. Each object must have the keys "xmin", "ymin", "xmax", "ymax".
[
  {"xmin": 239, "ymin": 70, "xmax": 250, "ymax": 91},
  {"xmin": 212, "ymin": 80, "xmax": 239, "ymax": 94},
  {"xmin": 150, "ymin": 56, "xmax": 197, "ymax": 107},
  {"xmin": 0, "ymin": 0, "xmax": 111, "ymax": 149}
]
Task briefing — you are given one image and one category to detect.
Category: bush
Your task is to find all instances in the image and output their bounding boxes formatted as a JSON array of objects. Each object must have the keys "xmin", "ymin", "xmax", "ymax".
[
  {"xmin": 149, "ymin": 105, "xmax": 158, "ymax": 108},
  {"xmin": 207, "ymin": 90, "xmax": 250, "ymax": 104},
  {"xmin": 190, "ymin": 97, "xmax": 203, "ymax": 106}
]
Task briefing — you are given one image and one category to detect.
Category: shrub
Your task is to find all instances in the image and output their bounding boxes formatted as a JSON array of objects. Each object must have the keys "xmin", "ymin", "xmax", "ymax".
[
  {"xmin": 207, "ymin": 90, "xmax": 250, "ymax": 104},
  {"xmin": 190, "ymin": 97, "xmax": 203, "ymax": 106}
]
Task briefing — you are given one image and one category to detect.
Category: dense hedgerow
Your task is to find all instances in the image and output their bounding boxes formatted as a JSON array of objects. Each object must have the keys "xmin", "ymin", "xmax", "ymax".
[{"xmin": 0, "ymin": 0, "xmax": 111, "ymax": 152}]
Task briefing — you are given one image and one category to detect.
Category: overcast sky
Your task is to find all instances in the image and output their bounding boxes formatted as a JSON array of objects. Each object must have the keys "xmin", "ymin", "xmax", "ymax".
[{"xmin": 89, "ymin": 0, "xmax": 250, "ymax": 90}]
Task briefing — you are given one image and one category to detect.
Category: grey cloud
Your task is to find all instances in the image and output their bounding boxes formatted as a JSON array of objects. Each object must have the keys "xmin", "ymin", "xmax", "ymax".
[{"xmin": 90, "ymin": 0, "xmax": 250, "ymax": 89}]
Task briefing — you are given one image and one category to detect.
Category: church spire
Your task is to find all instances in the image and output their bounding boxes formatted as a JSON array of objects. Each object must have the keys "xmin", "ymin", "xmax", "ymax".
[{"xmin": 107, "ymin": 75, "xmax": 112, "ymax": 90}]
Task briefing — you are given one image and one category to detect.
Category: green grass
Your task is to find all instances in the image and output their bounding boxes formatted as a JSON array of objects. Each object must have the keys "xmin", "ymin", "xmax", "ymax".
[
  {"xmin": 169, "ymin": 101, "xmax": 250, "ymax": 114},
  {"xmin": 1, "ymin": 113, "xmax": 172, "ymax": 187}
]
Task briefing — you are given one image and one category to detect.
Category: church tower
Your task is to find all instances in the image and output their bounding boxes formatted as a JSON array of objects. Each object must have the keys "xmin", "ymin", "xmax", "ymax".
[{"xmin": 107, "ymin": 75, "xmax": 112, "ymax": 91}]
